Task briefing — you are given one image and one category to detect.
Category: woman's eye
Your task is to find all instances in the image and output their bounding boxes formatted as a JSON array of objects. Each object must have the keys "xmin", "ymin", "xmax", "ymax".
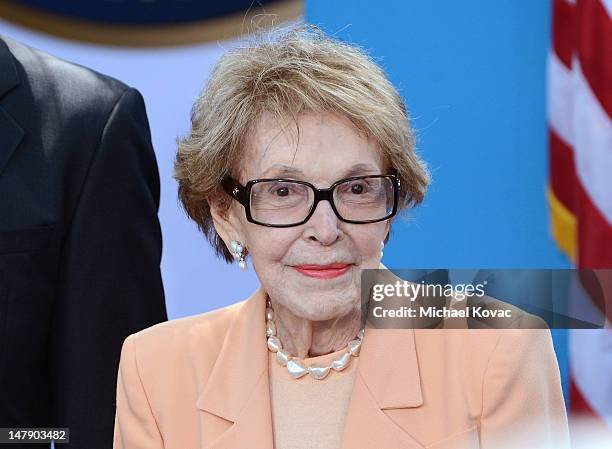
[
  {"xmin": 350, "ymin": 183, "xmax": 366, "ymax": 194},
  {"xmin": 275, "ymin": 187, "xmax": 289, "ymax": 197}
]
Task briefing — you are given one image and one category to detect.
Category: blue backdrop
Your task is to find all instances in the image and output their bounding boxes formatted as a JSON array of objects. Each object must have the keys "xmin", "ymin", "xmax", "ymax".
[{"xmin": 306, "ymin": 0, "xmax": 571, "ymax": 399}]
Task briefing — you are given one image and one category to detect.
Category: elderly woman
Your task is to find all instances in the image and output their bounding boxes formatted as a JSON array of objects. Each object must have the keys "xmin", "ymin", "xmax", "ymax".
[{"xmin": 113, "ymin": 27, "xmax": 569, "ymax": 449}]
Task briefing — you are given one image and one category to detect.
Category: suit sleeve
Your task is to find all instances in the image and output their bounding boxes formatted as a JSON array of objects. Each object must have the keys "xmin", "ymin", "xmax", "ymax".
[
  {"xmin": 479, "ymin": 328, "xmax": 570, "ymax": 449},
  {"xmin": 113, "ymin": 334, "xmax": 164, "ymax": 449},
  {"xmin": 48, "ymin": 87, "xmax": 167, "ymax": 448}
]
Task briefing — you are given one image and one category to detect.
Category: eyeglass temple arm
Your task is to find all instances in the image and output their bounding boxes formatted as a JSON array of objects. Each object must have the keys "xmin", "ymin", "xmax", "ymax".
[{"xmin": 221, "ymin": 176, "xmax": 249, "ymax": 206}]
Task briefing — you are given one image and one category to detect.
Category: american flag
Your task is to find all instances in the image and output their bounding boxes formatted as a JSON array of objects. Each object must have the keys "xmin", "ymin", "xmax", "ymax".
[{"xmin": 547, "ymin": 0, "xmax": 612, "ymax": 445}]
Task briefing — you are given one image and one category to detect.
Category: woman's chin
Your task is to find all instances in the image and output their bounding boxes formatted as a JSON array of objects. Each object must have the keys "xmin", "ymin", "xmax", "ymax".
[{"xmin": 285, "ymin": 294, "xmax": 359, "ymax": 322}]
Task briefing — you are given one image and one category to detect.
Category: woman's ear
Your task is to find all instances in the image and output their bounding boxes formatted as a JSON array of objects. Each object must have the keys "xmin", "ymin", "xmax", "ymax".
[{"xmin": 210, "ymin": 200, "xmax": 242, "ymax": 247}]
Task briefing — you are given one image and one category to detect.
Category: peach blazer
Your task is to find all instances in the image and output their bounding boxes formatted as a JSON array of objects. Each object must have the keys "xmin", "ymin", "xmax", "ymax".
[{"xmin": 113, "ymin": 284, "xmax": 570, "ymax": 449}]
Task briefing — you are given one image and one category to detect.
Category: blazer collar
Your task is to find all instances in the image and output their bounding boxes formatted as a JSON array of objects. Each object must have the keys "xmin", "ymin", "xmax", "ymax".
[
  {"xmin": 0, "ymin": 37, "xmax": 19, "ymax": 98},
  {"xmin": 0, "ymin": 37, "xmax": 24, "ymax": 178},
  {"xmin": 196, "ymin": 269, "xmax": 425, "ymax": 449}
]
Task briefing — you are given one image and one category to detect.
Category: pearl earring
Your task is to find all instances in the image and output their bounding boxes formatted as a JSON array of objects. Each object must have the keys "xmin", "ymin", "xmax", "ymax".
[
  {"xmin": 380, "ymin": 241, "xmax": 384, "ymax": 259},
  {"xmin": 229, "ymin": 240, "xmax": 247, "ymax": 271}
]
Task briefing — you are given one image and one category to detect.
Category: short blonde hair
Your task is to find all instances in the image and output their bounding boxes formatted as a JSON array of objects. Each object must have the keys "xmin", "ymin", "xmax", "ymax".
[{"xmin": 175, "ymin": 25, "xmax": 430, "ymax": 263}]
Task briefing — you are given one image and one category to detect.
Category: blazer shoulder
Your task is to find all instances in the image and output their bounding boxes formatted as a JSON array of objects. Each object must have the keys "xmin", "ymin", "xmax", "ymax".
[
  {"xmin": 4, "ymin": 36, "xmax": 129, "ymax": 112},
  {"xmin": 465, "ymin": 294, "xmax": 550, "ymax": 330},
  {"xmin": 459, "ymin": 300, "xmax": 551, "ymax": 357},
  {"xmin": 127, "ymin": 299, "xmax": 246, "ymax": 363},
  {"xmin": 415, "ymin": 300, "xmax": 552, "ymax": 381}
]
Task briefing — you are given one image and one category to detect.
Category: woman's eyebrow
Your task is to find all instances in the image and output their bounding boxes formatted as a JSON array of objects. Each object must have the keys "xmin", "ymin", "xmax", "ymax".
[
  {"xmin": 259, "ymin": 163, "xmax": 379, "ymax": 179},
  {"xmin": 260, "ymin": 165, "xmax": 304, "ymax": 178},
  {"xmin": 342, "ymin": 163, "xmax": 379, "ymax": 177}
]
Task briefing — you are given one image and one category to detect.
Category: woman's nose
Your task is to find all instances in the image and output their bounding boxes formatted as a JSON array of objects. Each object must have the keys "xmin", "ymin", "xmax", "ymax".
[{"xmin": 303, "ymin": 200, "xmax": 341, "ymax": 245}]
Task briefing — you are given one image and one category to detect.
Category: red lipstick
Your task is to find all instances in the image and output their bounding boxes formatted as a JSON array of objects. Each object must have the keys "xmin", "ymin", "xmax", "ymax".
[{"xmin": 293, "ymin": 263, "xmax": 351, "ymax": 279}]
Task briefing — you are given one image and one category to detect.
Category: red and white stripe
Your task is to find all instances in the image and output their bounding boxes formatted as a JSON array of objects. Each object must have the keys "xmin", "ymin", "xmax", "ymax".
[{"xmin": 547, "ymin": 0, "xmax": 612, "ymax": 435}]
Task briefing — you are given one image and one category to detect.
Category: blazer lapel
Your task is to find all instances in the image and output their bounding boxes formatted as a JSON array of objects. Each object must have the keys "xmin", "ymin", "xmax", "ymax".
[
  {"xmin": 0, "ymin": 38, "xmax": 24, "ymax": 177},
  {"xmin": 196, "ymin": 286, "xmax": 274, "ymax": 449},
  {"xmin": 340, "ymin": 327, "xmax": 426, "ymax": 449}
]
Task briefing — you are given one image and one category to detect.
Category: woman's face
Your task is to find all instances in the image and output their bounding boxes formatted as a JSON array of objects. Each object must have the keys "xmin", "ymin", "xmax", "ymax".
[{"xmin": 220, "ymin": 111, "xmax": 390, "ymax": 321}]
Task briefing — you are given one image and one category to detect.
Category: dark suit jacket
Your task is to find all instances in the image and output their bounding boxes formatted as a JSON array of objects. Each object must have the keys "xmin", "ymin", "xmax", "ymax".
[{"xmin": 0, "ymin": 36, "xmax": 168, "ymax": 448}]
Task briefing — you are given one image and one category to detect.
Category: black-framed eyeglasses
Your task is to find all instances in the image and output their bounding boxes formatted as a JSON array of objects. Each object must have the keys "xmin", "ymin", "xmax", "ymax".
[{"xmin": 221, "ymin": 174, "xmax": 400, "ymax": 227}]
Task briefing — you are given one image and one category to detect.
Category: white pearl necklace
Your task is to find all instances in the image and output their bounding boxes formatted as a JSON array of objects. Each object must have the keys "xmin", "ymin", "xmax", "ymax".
[{"xmin": 265, "ymin": 297, "xmax": 364, "ymax": 380}]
